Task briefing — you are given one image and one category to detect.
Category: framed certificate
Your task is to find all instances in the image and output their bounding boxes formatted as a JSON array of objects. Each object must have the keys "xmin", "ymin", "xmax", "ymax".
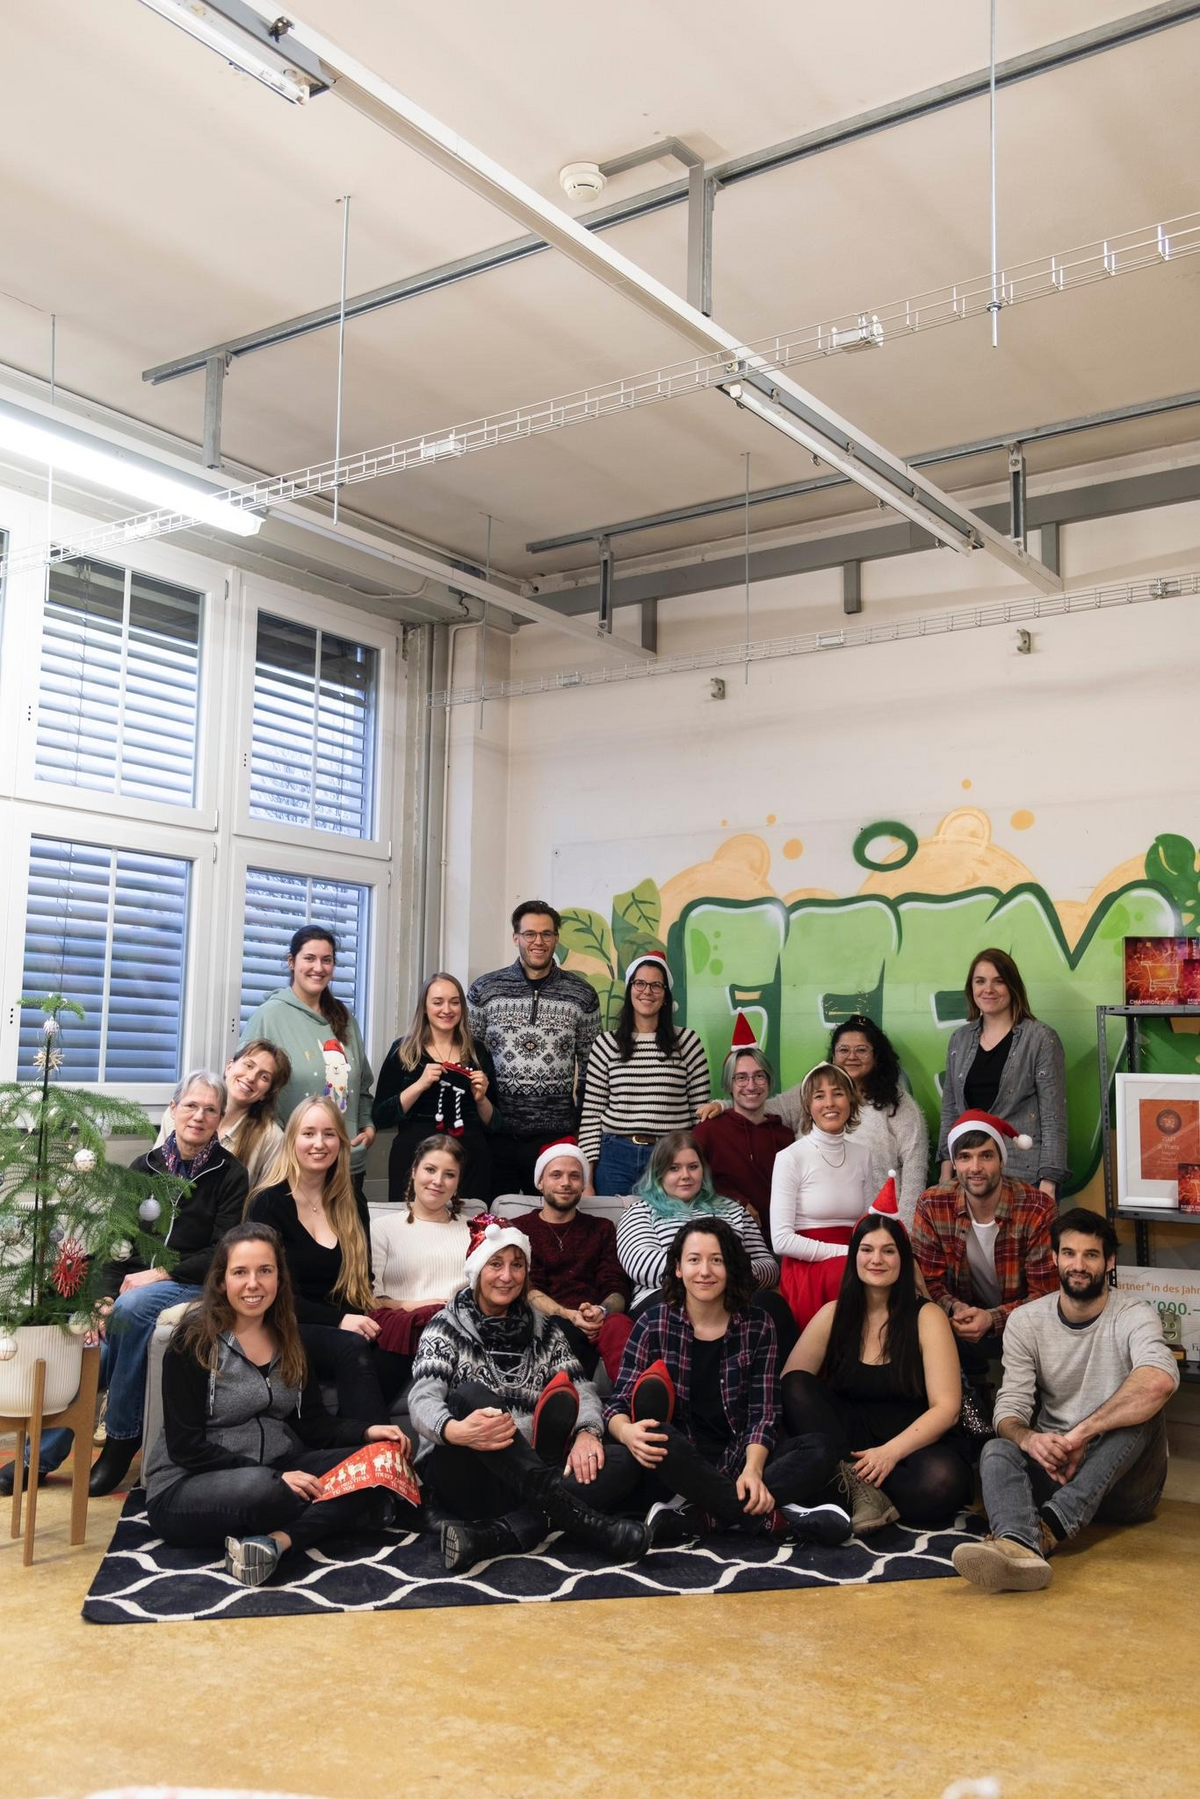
[{"xmin": 1115, "ymin": 1072, "xmax": 1200, "ymax": 1209}]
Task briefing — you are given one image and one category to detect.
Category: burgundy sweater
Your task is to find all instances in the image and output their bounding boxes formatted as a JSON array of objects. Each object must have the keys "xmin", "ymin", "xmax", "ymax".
[
  {"xmin": 692, "ymin": 1110, "xmax": 795, "ymax": 1230},
  {"xmin": 513, "ymin": 1209, "xmax": 631, "ymax": 1312}
]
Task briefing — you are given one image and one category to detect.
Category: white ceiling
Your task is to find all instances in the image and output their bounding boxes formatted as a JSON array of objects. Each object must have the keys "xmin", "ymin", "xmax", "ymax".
[{"xmin": 2, "ymin": 0, "xmax": 1198, "ymax": 586}]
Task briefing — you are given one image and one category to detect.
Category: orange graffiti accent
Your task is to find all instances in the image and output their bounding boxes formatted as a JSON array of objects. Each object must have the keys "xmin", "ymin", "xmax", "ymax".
[
  {"xmin": 1011, "ymin": 809, "xmax": 1035, "ymax": 830},
  {"xmin": 783, "ymin": 839, "xmax": 804, "ymax": 860},
  {"xmin": 961, "ymin": 778, "xmax": 972, "ymax": 789},
  {"xmin": 766, "ymin": 813, "xmax": 777, "ymax": 825}
]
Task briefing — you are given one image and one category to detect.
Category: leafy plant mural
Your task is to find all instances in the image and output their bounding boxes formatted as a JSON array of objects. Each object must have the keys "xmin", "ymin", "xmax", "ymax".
[{"xmin": 558, "ymin": 821, "xmax": 1199, "ymax": 1199}]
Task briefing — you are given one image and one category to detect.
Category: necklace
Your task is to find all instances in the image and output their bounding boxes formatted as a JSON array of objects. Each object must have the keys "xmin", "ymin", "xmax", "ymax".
[
  {"xmin": 542, "ymin": 1215, "xmax": 578, "ymax": 1254},
  {"xmin": 814, "ymin": 1130, "xmax": 847, "ymax": 1169}
]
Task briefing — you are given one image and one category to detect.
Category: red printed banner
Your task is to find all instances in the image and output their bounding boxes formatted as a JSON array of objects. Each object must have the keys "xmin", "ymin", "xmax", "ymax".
[
  {"xmin": 1124, "ymin": 937, "xmax": 1200, "ymax": 1006},
  {"xmin": 314, "ymin": 1442, "xmax": 421, "ymax": 1509}
]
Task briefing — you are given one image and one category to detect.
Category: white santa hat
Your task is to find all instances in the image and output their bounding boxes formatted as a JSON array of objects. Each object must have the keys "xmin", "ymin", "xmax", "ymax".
[
  {"xmin": 463, "ymin": 1218, "xmax": 532, "ymax": 1285},
  {"xmin": 534, "ymin": 1137, "xmax": 589, "ymax": 1187},
  {"xmin": 625, "ymin": 952, "xmax": 673, "ymax": 993},
  {"xmin": 946, "ymin": 1110, "xmax": 1033, "ymax": 1166}
]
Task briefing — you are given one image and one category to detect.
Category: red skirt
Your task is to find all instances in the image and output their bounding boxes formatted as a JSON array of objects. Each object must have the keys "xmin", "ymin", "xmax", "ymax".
[
  {"xmin": 778, "ymin": 1227, "xmax": 853, "ymax": 1331},
  {"xmin": 369, "ymin": 1301, "xmax": 444, "ymax": 1356}
]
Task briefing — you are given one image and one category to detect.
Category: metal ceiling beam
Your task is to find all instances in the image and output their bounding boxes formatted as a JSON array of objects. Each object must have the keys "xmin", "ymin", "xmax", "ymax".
[
  {"xmin": 542, "ymin": 461, "xmax": 1200, "ymax": 616},
  {"xmin": 142, "ymin": 2, "xmax": 1200, "ymax": 385},
  {"xmin": 525, "ymin": 386, "xmax": 1200, "ymax": 553},
  {"xmin": 259, "ymin": 5, "xmax": 1059, "ymax": 595}
]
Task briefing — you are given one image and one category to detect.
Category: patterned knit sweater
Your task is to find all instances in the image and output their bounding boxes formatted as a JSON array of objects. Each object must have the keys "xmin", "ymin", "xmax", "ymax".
[
  {"xmin": 467, "ymin": 960, "xmax": 600, "ymax": 1140},
  {"xmin": 578, "ymin": 1027, "xmax": 712, "ymax": 1164},
  {"xmin": 406, "ymin": 1287, "xmax": 603, "ymax": 1462}
]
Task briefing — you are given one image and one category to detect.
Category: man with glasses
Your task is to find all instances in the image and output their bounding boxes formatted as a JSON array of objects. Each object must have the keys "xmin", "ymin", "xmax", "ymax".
[
  {"xmin": 693, "ymin": 1015, "xmax": 794, "ymax": 1232},
  {"xmin": 468, "ymin": 900, "xmax": 600, "ymax": 1198}
]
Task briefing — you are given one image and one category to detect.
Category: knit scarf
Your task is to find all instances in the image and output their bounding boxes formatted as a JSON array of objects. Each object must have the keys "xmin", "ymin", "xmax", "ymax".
[
  {"xmin": 160, "ymin": 1131, "xmax": 218, "ymax": 1179},
  {"xmin": 463, "ymin": 1291, "xmax": 534, "ymax": 1359}
]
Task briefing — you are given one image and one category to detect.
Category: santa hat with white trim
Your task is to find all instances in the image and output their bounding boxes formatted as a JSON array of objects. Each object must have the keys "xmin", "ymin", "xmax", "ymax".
[
  {"xmin": 625, "ymin": 951, "xmax": 673, "ymax": 993},
  {"xmin": 534, "ymin": 1136, "xmax": 588, "ymax": 1186},
  {"xmin": 947, "ymin": 1110, "xmax": 1033, "ymax": 1165},
  {"xmin": 868, "ymin": 1170, "xmax": 901, "ymax": 1219},
  {"xmin": 729, "ymin": 1011, "xmax": 758, "ymax": 1050},
  {"xmin": 463, "ymin": 1217, "xmax": 532, "ymax": 1284}
]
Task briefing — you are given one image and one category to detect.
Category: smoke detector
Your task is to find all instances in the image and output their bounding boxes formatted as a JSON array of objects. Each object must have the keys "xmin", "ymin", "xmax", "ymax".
[{"xmin": 559, "ymin": 161, "xmax": 607, "ymax": 202}]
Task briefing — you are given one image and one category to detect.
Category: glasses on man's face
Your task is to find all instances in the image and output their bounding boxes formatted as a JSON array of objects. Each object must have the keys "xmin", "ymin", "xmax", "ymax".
[
  {"xmin": 732, "ymin": 1072, "xmax": 768, "ymax": 1085},
  {"xmin": 517, "ymin": 930, "xmax": 558, "ymax": 943},
  {"xmin": 630, "ymin": 980, "xmax": 665, "ymax": 995}
]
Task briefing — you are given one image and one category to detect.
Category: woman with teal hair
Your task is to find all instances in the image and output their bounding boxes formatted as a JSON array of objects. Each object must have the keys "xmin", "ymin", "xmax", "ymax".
[{"xmin": 606, "ymin": 1132, "xmax": 794, "ymax": 1374}]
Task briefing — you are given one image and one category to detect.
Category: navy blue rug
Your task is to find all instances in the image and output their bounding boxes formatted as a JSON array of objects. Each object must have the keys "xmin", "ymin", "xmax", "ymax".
[{"xmin": 82, "ymin": 1490, "xmax": 985, "ymax": 1623}]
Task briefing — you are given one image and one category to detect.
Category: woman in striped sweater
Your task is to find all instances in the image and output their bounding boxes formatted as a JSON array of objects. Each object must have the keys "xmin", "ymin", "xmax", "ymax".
[{"xmin": 579, "ymin": 954, "xmax": 713, "ymax": 1196}]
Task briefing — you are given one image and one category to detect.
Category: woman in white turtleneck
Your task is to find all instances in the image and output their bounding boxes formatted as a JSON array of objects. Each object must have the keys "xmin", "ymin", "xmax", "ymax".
[{"xmin": 770, "ymin": 1063, "xmax": 871, "ymax": 1331}]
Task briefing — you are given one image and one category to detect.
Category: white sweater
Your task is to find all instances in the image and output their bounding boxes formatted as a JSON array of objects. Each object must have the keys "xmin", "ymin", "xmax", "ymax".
[
  {"xmin": 769, "ymin": 1131, "xmax": 872, "ymax": 1262},
  {"xmin": 766, "ymin": 1088, "xmax": 928, "ymax": 1228},
  {"xmin": 370, "ymin": 1214, "xmax": 472, "ymax": 1304}
]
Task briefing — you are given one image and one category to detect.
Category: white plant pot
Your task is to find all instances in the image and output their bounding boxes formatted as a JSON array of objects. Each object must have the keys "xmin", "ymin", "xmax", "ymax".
[{"xmin": 0, "ymin": 1325, "xmax": 85, "ymax": 1416}]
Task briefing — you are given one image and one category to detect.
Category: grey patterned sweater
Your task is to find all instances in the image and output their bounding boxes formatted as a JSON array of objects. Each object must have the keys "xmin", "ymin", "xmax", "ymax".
[
  {"xmin": 467, "ymin": 959, "xmax": 600, "ymax": 1139},
  {"xmin": 407, "ymin": 1287, "xmax": 603, "ymax": 1461}
]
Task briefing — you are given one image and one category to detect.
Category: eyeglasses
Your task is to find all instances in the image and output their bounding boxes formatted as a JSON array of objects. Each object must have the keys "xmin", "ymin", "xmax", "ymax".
[
  {"xmin": 630, "ymin": 980, "xmax": 666, "ymax": 995},
  {"xmin": 732, "ymin": 1072, "xmax": 769, "ymax": 1085},
  {"xmin": 836, "ymin": 1046, "xmax": 871, "ymax": 1059},
  {"xmin": 517, "ymin": 930, "xmax": 558, "ymax": 943}
]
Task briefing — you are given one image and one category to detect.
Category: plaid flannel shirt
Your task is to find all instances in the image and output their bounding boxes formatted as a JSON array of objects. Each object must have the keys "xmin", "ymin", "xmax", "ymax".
[
  {"xmin": 603, "ymin": 1300, "xmax": 779, "ymax": 1477},
  {"xmin": 911, "ymin": 1178, "xmax": 1058, "ymax": 1335}
]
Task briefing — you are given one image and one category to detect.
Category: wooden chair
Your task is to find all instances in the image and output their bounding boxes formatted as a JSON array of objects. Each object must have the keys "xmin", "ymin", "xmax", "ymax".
[{"xmin": 2, "ymin": 1343, "xmax": 102, "ymax": 1565}]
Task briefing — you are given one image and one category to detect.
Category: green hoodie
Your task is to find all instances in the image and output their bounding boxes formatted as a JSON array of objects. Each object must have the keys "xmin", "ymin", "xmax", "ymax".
[{"xmin": 241, "ymin": 987, "xmax": 375, "ymax": 1173}]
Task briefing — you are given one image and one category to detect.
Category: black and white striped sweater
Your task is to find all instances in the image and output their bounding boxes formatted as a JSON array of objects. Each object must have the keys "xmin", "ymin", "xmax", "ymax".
[{"xmin": 578, "ymin": 1027, "xmax": 712, "ymax": 1164}]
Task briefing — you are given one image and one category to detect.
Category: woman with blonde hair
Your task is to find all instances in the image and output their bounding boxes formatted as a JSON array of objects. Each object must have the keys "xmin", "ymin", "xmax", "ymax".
[
  {"xmin": 156, "ymin": 1039, "xmax": 292, "ymax": 1190},
  {"xmin": 373, "ymin": 972, "xmax": 497, "ymax": 1202},
  {"xmin": 247, "ymin": 1098, "xmax": 400, "ymax": 1420},
  {"xmin": 770, "ymin": 1063, "xmax": 872, "ymax": 1332}
]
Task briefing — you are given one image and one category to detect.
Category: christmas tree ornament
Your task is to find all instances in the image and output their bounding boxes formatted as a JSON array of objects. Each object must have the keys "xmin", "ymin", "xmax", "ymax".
[
  {"xmin": 138, "ymin": 1196, "xmax": 162, "ymax": 1224},
  {"xmin": 110, "ymin": 1238, "xmax": 133, "ymax": 1262},
  {"xmin": 52, "ymin": 1239, "xmax": 87, "ymax": 1298},
  {"xmin": 72, "ymin": 1147, "xmax": 97, "ymax": 1173},
  {"xmin": 49, "ymin": 1223, "xmax": 66, "ymax": 1242},
  {"xmin": 67, "ymin": 1311, "xmax": 91, "ymax": 1336},
  {"xmin": 0, "ymin": 1335, "xmax": 16, "ymax": 1362},
  {"xmin": 56, "ymin": 1175, "xmax": 73, "ymax": 1194},
  {"xmin": 42, "ymin": 1016, "xmax": 60, "ymax": 1036},
  {"xmin": 33, "ymin": 1048, "xmax": 64, "ymax": 1073}
]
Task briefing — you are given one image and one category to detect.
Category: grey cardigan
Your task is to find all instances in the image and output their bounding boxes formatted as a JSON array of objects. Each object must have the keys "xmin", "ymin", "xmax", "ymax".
[{"xmin": 937, "ymin": 1017, "xmax": 1068, "ymax": 1187}]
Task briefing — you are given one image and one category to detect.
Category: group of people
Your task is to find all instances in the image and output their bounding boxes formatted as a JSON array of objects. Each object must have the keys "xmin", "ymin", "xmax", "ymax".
[{"xmin": 1, "ymin": 903, "xmax": 1177, "ymax": 1601}]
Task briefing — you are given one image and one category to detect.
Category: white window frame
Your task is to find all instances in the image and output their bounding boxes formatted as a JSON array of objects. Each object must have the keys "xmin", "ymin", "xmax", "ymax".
[
  {"xmin": 10, "ymin": 517, "xmax": 225, "ymax": 835},
  {"xmin": 233, "ymin": 575, "xmax": 399, "ymax": 862}
]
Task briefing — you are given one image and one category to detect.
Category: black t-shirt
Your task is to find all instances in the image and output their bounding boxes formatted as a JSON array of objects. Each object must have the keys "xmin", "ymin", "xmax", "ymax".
[
  {"xmin": 964, "ymin": 1032, "xmax": 1013, "ymax": 1113},
  {"xmin": 689, "ymin": 1336, "xmax": 731, "ymax": 1453}
]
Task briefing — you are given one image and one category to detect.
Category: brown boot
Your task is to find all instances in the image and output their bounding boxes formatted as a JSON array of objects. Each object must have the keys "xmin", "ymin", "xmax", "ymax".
[
  {"xmin": 1039, "ymin": 1517, "xmax": 1060, "ymax": 1559},
  {"xmin": 952, "ymin": 1533, "xmax": 1052, "ymax": 1592},
  {"xmin": 836, "ymin": 1461, "xmax": 899, "ymax": 1534}
]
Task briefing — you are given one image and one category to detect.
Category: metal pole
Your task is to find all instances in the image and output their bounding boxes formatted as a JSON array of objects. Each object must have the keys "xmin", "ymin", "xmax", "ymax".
[
  {"xmin": 743, "ymin": 452, "xmax": 751, "ymax": 681},
  {"xmin": 989, "ymin": 0, "xmax": 1000, "ymax": 348},
  {"xmin": 598, "ymin": 536, "xmax": 614, "ymax": 633},
  {"xmin": 687, "ymin": 165, "xmax": 715, "ymax": 316},
  {"xmin": 203, "ymin": 354, "xmax": 226, "ymax": 468},
  {"xmin": 842, "ymin": 560, "xmax": 862, "ymax": 615},
  {"xmin": 1008, "ymin": 442, "xmax": 1027, "ymax": 546},
  {"xmin": 333, "ymin": 193, "xmax": 351, "ymax": 523},
  {"xmin": 478, "ymin": 513, "xmax": 492, "ymax": 728}
]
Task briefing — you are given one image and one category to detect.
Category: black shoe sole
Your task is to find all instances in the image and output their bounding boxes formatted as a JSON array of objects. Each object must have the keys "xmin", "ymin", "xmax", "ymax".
[
  {"xmin": 531, "ymin": 1390, "xmax": 580, "ymax": 1465},
  {"xmin": 630, "ymin": 1376, "xmax": 673, "ymax": 1425}
]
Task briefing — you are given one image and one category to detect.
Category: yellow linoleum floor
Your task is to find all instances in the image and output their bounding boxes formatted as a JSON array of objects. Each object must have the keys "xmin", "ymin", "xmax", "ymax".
[{"xmin": 2, "ymin": 1474, "xmax": 1197, "ymax": 1799}]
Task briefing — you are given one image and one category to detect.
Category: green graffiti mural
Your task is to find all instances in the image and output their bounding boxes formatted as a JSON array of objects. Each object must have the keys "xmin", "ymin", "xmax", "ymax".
[{"xmin": 560, "ymin": 823, "xmax": 1200, "ymax": 1198}]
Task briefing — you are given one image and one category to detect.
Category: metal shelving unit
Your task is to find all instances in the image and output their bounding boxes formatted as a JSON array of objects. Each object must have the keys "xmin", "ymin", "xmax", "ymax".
[{"xmin": 1097, "ymin": 1002, "xmax": 1200, "ymax": 1383}]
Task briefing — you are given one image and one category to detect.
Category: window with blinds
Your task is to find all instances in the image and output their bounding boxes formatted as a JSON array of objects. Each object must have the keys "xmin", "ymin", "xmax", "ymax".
[
  {"xmin": 19, "ymin": 838, "xmax": 190, "ymax": 1082},
  {"xmin": 250, "ymin": 614, "xmax": 378, "ymax": 837},
  {"xmin": 240, "ymin": 869, "xmax": 371, "ymax": 1033},
  {"xmin": 36, "ymin": 557, "xmax": 202, "ymax": 804}
]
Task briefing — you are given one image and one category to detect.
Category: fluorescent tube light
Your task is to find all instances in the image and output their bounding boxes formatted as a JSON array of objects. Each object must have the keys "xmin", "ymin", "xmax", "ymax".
[
  {"xmin": 136, "ymin": 0, "xmax": 328, "ymax": 104},
  {"xmin": 0, "ymin": 412, "xmax": 262, "ymax": 538},
  {"xmin": 721, "ymin": 381, "xmax": 975, "ymax": 555}
]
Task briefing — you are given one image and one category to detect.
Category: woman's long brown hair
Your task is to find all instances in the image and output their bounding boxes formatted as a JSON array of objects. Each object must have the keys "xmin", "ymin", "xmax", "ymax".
[{"xmin": 174, "ymin": 1222, "xmax": 308, "ymax": 1391}]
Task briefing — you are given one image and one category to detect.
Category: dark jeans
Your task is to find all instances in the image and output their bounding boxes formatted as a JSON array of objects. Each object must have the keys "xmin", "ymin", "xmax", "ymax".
[
  {"xmin": 300, "ymin": 1324, "xmax": 408, "ymax": 1424},
  {"xmin": 488, "ymin": 1134, "xmax": 544, "ymax": 1199},
  {"xmin": 611, "ymin": 1424, "xmax": 835, "ymax": 1529},
  {"xmin": 782, "ymin": 1369, "xmax": 974, "ymax": 1526},
  {"xmin": 980, "ymin": 1412, "xmax": 1169, "ymax": 1550},
  {"xmin": 594, "ymin": 1134, "xmax": 654, "ymax": 1197},
  {"xmin": 146, "ymin": 1446, "xmax": 395, "ymax": 1556}
]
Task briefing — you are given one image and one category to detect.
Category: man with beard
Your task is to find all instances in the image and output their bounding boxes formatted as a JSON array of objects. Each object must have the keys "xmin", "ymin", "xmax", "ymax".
[
  {"xmin": 468, "ymin": 901, "xmax": 600, "ymax": 1198},
  {"xmin": 912, "ymin": 1111, "xmax": 1057, "ymax": 1366},
  {"xmin": 953, "ymin": 1207, "xmax": 1178, "ymax": 1591},
  {"xmin": 515, "ymin": 1139, "xmax": 629, "ymax": 1376}
]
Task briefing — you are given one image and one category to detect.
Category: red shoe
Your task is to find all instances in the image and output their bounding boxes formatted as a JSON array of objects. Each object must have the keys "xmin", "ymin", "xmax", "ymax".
[
  {"xmin": 630, "ymin": 1359, "xmax": 675, "ymax": 1425},
  {"xmin": 531, "ymin": 1370, "xmax": 580, "ymax": 1464}
]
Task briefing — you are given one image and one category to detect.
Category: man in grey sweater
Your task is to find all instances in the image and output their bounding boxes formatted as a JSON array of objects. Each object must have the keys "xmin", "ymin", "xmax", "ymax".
[{"xmin": 953, "ymin": 1206, "xmax": 1178, "ymax": 1592}]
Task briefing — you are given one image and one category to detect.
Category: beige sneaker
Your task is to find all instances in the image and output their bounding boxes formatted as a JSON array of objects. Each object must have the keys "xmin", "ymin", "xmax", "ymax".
[
  {"xmin": 952, "ymin": 1534, "xmax": 1052, "ymax": 1592},
  {"xmin": 836, "ymin": 1461, "xmax": 900, "ymax": 1534}
]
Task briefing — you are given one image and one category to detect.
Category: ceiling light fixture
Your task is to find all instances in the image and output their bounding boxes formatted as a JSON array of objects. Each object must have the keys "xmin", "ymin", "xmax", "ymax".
[
  {"xmin": 136, "ymin": 0, "xmax": 330, "ymax": 104},
  {"xmin": 720, "ymin": 379, "xmax": 976, "ymax": 555},
  {"xmin": 0, "ymin": 405, "xmax": 262, "ymax": 538}
]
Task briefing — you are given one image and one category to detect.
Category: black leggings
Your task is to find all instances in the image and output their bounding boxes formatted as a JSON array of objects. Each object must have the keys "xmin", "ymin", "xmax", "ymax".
[
  {"xmin": 146, "ymin": 1447, "xmax": 392, "ymax": 1555},
  {"xmin": 782, "ymin": 1370, "xmax": 973, "ymax": 1527},
  {"xmin": 300, "ymin": 1324, "xmax": 409, "ymax": 1424},
  {"xmin": 630, "ymin": 1424, "xmax": 835, "ymax": 1529}
]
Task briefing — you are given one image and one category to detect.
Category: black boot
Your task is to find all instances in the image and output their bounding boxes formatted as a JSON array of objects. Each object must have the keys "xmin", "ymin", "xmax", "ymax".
[
  {"xmin": 531, "ymin": 1469, "xmax": 648, "ymax": 1562},
  {"xmin": 441, "ymin": 1515, "xmax": 522, "ymax": 1572},
  {"xmin": 88, "ymin": 1436, "xmax": 140, "ymax": 1497}
]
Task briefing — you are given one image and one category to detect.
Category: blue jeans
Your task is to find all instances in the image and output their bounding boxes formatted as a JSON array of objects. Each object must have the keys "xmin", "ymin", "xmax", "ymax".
[
  {"xmin": 594, "ymin": 1134, "xmax": 654, "ymax": 1197},
  {"xmin": 980, "ymin": 1413, "xmax": 1168, "ymax": 1550},
  {"xmin": 34, "ymin": 1279, "xmax": 201, "ymax": 1473}
]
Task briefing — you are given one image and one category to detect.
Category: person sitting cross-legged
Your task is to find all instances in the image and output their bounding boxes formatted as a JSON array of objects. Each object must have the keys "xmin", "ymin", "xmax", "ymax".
[
  {"xmin": 781, "ymin": 1208, "xmax": 974, "ymax": 1537},
  {"xmin": 515, "ymin": 1138, "xmax": 631, "ymax": 1378},
  {"xmin": 952, "ymin": 1207, "xmax": 1178, "ymax": 1593},
  {"xmin": 604, "ymin": 1217, "xmax": 848, "ymax": 1549},
  {"xmin": 407, "ymin": 1218, "xmax": 649, "ymax": 1572},
  {"xmin": 143, "ymin": 1223, "xmax": 416, "ymax": 1588}
]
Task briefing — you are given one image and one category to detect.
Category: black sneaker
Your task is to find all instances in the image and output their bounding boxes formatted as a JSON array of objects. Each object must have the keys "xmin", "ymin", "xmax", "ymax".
[
  {"xmin": 0, "ymin": 1463, "xmax": 49, "ymax": 1497},
  {"xmin": 646, "ymin": 1497, "xmax": 701, "ymax": 1548},
  {"xmin": 781, "ymin": 1502, "xmax": 851, "ymax": 1547}
]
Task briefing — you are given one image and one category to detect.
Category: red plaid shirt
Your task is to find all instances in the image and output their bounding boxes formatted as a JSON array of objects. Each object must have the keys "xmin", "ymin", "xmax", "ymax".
[{"xmin": 911, "ymin": 1178, "xmax": 1057, "ymax": 1334}]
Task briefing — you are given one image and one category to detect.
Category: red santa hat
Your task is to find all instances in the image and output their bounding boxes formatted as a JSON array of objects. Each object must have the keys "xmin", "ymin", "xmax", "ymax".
[
  {"xmin": 464, "ymin": 1217, "xmax": 533, "ymax": 1284},
  {"xmin": 869, "ymin": 1170, "xmax": 901, "ymax": 1218},
  {"xmin": 729, "ymin": 1012, "xmax": 758, "ymax": 1050},
  {"xmin": 625, "ymin": 952, "xmax": 673, "ymax": 993},
  {"xmin": 946, "ymin": 1110, "xmax": 1033, "ymax": 1165},
  {"xmin": 534, "ymin": 1136, "xmax": 589, "ymax": 1186}
]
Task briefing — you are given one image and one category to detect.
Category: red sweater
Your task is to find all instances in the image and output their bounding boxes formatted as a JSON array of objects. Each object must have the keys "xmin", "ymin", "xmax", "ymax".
[
  {"xmin": 692, "ymin": 1110, "xmax": 795, "ymax": 1230},
  {"xmin": 513, "ymin": 1209, "xmax": 631, "ymax": 1312}
]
